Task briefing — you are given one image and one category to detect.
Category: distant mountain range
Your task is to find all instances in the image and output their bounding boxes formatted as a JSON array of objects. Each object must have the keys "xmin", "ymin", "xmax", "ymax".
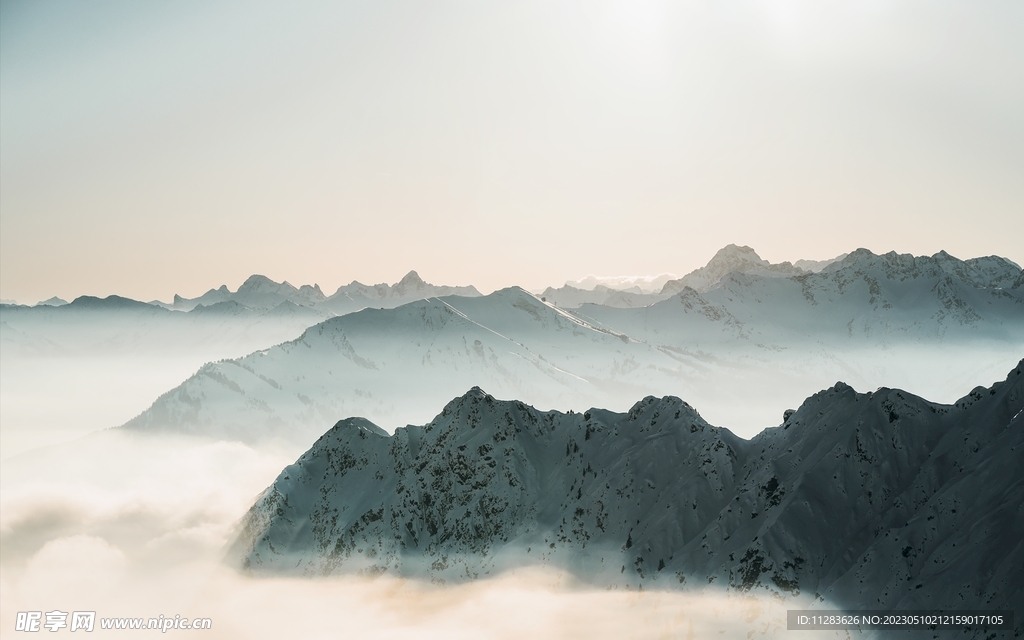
[
  {"xmin": 118, "ymin": 247, "xmax": 1023, "ymax": 445},
  {"xmin": 563, "ymin": 273, "xmax": 679, "ymax": 295},
  {"xmin": 0, "ymin": 271, "xmax": 480, "ymax": 357},
  {"xmin": 542, "ymin": 245, "xmax": 874, "ymax": 309},
  {"xmin": 231, "ymin": 361, "xmax": 1023, "ymax": 625},
  {"xmin": 0, "ymin": 290, "xmax": 323, "ymax": 358},
  {"xmin": 8, "ymin": 245, "xmax": 1018, "ymax": 317},
  {"xmin": 150, "ymin": 270, "xmax": 481, "ymax": 315},
  {"xmin": 578, "ymin": 247, "xmax": 1024, "ymax": 344},
  {"xmin": 543, "ymin": 244, "xmax": 1021, "ymax": 311}
]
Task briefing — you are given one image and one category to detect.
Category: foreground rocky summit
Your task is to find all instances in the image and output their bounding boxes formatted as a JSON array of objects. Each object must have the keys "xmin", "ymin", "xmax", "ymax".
[{"xmin": 233, "ymin": 361, "xmax": 1023, "ymax": 616}]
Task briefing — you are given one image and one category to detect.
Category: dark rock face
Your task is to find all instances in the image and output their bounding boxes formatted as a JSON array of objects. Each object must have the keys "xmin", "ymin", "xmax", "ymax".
[{"xmin": 234, "ymin": 361, "xmax": 1024, "ymax": 619}]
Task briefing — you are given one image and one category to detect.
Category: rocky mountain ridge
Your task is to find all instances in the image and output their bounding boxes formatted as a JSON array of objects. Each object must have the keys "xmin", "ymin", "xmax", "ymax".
[{"xmin": 232, "ymin": 361, "xmax": 1024, "ymax": 626}]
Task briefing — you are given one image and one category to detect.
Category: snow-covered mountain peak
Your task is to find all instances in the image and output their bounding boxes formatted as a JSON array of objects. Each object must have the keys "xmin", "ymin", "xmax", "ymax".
[
  {"xmin": 624, "ymin": 394, "xmax": 705, "ymax": 427},
  {"xmin": 155, "ymin": 275, "xmax": 333, "ymax": 314},
  {"xmin": 476, "ymin": 286, "xmax": 574, "ymax": 319},
  {"xmin": 297, "ymin": 283, "xmax": 326, "ymax": 300},
  {"xmin": 320, "ymin": 272, "xmax": 481, "ymax": 314},
  {"xmin": 830, "ymin": 247, "xmax": 876, "ymax": 267},
  {"xmin": 463, "ymin": 384, "xmax": 491, "ymax": 400},
  {"xmin": 711, "ymin": 243, "xmax": 765, "ymax": 263},
  {"xmin": 396, "ymin": 270, "xmax": 425, "ymax": 288},
  {"xmin": 564, "ymin": 273, "xmax": 678, "ymax": 294},
  {"xmin": 238, "ymin": 274, "xmax": 299, "ymax": 296},
  {"xmin": 328, "ymin": 416, "xmax": 389, "ymax": 439},
  {"xmin": 660, "ymin": 245, "xmax": 805, "ymax": 295},
  {"xmin": 189, "ymin": 300, "xmax": 250, "ymax": 315},
  {"xmin": 70, "ymin": 294, "xmax": 161, "ymax": 311},
  {"xmin": 427, "ymin": 387, "xmax": 516, "ymax": 431},
  {"xmin": 487, "ymin": 285, "xmax": 538, "ymax": 304},
  {"xmin": 793, "ymin": 253, "xmax": 848, "ymax": 273},
  {"xmin": 824, "ymin": 248, "xmax": 933, "ymax": 274}
]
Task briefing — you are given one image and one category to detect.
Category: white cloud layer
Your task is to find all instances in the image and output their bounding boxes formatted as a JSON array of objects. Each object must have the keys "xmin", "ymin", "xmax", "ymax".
[{"xmin": 1, "ymin": 432, "xmax": 855, "ymax": 639}]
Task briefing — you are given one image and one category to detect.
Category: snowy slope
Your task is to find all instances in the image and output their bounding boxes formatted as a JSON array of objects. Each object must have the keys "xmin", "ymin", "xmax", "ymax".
[
  {"xmin": 233, "ymin": 361, "xmax": 1024, "ymax": 626},
  {"xmin": 120, "ymin": 288, "xmax": 700, "ymax": 444},
  {"xmin": 537, "ymin": 284, "xmax": 666, "ymax": 310}
]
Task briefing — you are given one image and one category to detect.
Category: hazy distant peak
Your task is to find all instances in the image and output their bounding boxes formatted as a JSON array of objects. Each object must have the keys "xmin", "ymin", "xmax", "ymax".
[
  {"xmin": 270, "ymin": 299, "xmax": 300, "ymax": 311},
  {"xmin": 593, "ymin": 283, "xmax": 643, "ymax": 295},
  {"xmin": 238, "ymin": 274, "xmax": 298, "ymax": 295},
  {"xmin": 167, "ymin": 283, "xmax": 230, "ymax": 310},
  {"xmin": 488, "ymin": 286, "xmax": 539, "ymax": 305},
  {"xmin": 36, "ymin": 296, "xmax": 68, "ymax": 307},
  {"xmin": 538, "ymin": 282, "xmax": 668, "ymax": 310},
  {"xmin": 704, "ymin": 244, "xmax": 780, "ymax": 272},
  {"xmin": 793, "ymin": 253, "xmax": 848, "ymax": 273},
  {"xmin": 398, "ymin": 270, "xmax": 424, "ymax": 286},
  {"xmin": 68, "ymin": 294, "xmax": 156, "ymax": 310},
  {"xmin": 707, "ymin": 244, "xmax": 804, "ymax": 273},
  {"xmin": 188, "ymin": 300, "xmax": 249, "ymax": 315},
  {"xmin": 565, "ymin": 273, "xmax": 679, "ymax": 294},
  {"xmin": 239, "ymin": 274, "xmax": 273, "ymax": 289},
  {"xmin": 713, "ymin": 243, "xmax": 762, "ymax": 261},
  {"xmin": 297, "ymin": 283, "xmax": 326, "ymax": 300},
  {"xmin": 392, "ymin": 271, "xmax": 428, "ymax": 295},
  {"xmin": 843, "ymin": 247, "xmax": 875, "ymax": 260},
  {"xmin": 660, "ymin": 244, "xmax": 803, "ymax": 295},
  {"xmin": 320, "ymin": 272, "xmax": 480, "ymax": 315},
  {"xmin": 819, "ymin": 248, "xmax": 875, "ymax": 272}
]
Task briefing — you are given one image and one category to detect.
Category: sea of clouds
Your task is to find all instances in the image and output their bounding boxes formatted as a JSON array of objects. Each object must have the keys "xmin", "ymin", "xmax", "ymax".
[{"xmin": 0, "ymin": 429, "xmax": 865, "ymax": 639}]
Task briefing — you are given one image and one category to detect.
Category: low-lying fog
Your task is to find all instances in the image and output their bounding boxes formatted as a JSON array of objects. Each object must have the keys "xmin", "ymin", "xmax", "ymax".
[
  {"xmin": 3, "ymin": 345, "xmax": 1016, "ymax": 638},
  {"xmin": 0, "ymin": 354, "xmax": 212, "ymax": 457},
  {"xmin": 3, "ymin": 342, "xmax": 1019, "ymax": 458},
  {"xmin": 1, "ymin": 432, "xmax": 858, "ymax": 639}
]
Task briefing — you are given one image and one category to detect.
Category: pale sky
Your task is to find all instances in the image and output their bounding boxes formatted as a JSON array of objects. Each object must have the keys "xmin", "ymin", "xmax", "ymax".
[{"xmin": 2, "ymin": 0, "xmax": 1022, "ymax": 303}]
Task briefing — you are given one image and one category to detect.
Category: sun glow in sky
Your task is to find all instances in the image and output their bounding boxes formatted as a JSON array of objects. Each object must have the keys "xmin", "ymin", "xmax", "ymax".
[{"xmin": 1, "ymin": 0, "xmax": 1022, "ymax": 303}]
